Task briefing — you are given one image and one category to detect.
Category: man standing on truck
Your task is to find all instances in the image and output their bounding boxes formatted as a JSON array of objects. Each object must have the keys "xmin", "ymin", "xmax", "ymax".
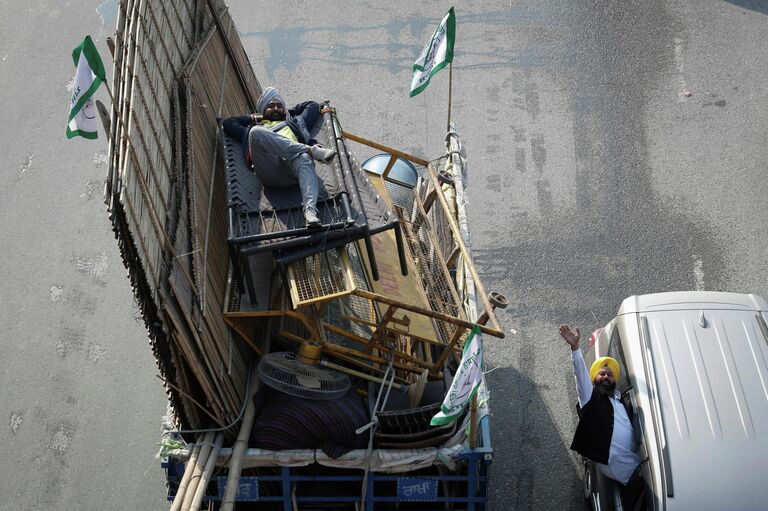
[
  {"xmin": 559, "ymin": 325, "xmax": 645, "ymax": 509},
  {"xmin": 222, "ymin": 87, "xmax": 336, "ymax": 228}
]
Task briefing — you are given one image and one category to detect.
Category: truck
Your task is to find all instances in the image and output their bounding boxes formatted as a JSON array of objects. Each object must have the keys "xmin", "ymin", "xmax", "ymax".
[{"xmin": 101, "ymin": 0, "xmax": 505, "ymax": 509}]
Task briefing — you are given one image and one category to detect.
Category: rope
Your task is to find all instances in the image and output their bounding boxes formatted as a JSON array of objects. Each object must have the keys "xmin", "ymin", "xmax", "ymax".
[{"xmin": 357, "ymin": 358, "xmax": 396, "ymax": 509}]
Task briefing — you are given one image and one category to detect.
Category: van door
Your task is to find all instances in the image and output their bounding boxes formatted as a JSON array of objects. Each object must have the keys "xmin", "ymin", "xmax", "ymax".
[{"xmin": 612, "ymin": 319, "xmax": 654, "ymax": 510}]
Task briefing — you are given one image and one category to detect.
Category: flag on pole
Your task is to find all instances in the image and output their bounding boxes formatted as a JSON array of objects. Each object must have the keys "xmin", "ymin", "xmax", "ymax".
[
  {"xmin": 431, "ymin": 324, "xmax": 483, "ymax": 426},
  {"xmin": 66, "ymin": 35, "xmax": 106, "ymax": 139},
  {"xmin": 409, "ymin": 7, "xmax": 456, "ymax": 97}
]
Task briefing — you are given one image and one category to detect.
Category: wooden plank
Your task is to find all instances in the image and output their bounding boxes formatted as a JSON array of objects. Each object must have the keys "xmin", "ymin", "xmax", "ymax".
[{"xmin": 342, "ymin": 131, "xmax": 429, "ymax": 167}]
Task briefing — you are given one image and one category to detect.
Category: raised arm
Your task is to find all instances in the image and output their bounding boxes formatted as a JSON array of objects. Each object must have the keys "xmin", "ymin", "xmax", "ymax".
[{"xmin": 559, "ymin": 325, "xmax": 592, "ymax": 407}]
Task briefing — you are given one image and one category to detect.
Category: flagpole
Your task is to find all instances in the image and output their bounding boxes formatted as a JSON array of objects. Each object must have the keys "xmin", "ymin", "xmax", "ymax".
[
  {"xmin": 469, "ymin": 392, "xmax": 478, "ymax": 449},
  {"xmin": 446, "ymin": 62, "xmax": 453, "ymax": 131}
]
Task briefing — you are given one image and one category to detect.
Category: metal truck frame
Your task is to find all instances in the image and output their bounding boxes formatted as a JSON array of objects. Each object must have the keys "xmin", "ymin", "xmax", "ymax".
[{"xmin": 101, "ymin": 1, "xmax": 505, "ymax": 509}]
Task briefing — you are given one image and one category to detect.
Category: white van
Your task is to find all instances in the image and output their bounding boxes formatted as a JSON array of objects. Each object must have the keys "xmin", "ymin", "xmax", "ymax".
[{"xmin": 583, "ymin": 292, "xmax": 768, "ymax": 510}]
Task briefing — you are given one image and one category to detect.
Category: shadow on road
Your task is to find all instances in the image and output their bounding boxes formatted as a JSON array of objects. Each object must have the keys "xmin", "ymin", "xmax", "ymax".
[{"xmin": 486, "ymin": 366, "xmax": 584, "ymax": 510}]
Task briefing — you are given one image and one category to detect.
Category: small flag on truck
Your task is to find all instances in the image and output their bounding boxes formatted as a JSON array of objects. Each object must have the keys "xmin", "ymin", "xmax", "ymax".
[
  {"xmin": 409, "ymin": 7, "xmax": 456, "ymax": 97},
  {"xmin": 66, "ymin": 35, "xmax": 106, "ymax": 139},
  {"xmin": 431, "ymin": 324, "xmax": 483, "ymax": 425}
]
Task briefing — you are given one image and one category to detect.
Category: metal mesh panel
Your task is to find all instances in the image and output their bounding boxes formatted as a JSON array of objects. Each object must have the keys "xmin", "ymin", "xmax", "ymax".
[
  {"xmin": 322, "ymin": 243, "xmax": 375, "ymax": 350},
  {"xmin": 392, "ymin": 204, "xmax": 461, "ymax": 345},
  {"xmin": 226, "ymin": 270, "xmax": 241, "ymax": 314},
  {"xmin": 341, "ymin": 242, "xmax": 376, "ymax": 319},
  {"xmin": 235, "ymin": 196, "xmax": 350, "ymax": 242},
  {"xmin": 385, "ymin": 178, "xmax": 420, "ymax": 211},
  {"xmin": 287, "ymin": 249, "xmax": 354, "ymax": 306},
  {"xmin": 270, "ymin": 271, "xmax": 287, "ymax": 311},
  {"xmin": 280, "ymin": 312, "xmax": 311, "ymax": 341},
  {"xmin": 429, "ymin": 160, "xmax": 458, "ymax": 264}
]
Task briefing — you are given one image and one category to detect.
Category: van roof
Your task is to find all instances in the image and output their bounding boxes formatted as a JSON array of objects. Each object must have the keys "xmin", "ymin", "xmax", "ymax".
[
  {"xmin": 618, "ymin": 291, "xmax": 768, "ymax": 315},
  {"xmin": 630, "ymin": 293, "xmax": 768, "ymax": 508}
]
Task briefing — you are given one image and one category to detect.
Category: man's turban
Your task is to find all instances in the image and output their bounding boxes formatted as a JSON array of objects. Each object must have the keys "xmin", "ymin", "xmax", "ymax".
[
  {"xmin": 256, "ymin": 87, "xmax": 286, "ymax": 114},
  {"xmin": 589, "ymin": 356, "xmax": 620, "ymax": 381}
]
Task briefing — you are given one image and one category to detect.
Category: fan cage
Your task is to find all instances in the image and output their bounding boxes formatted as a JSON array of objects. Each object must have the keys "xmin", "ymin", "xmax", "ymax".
[{"xmin": 258, "ymin": 352, "xmax": 351, "ymax": 400}]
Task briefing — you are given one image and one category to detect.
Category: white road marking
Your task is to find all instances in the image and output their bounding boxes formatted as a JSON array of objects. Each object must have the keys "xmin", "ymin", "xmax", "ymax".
[
  {"xmin": 693, "ymin": 256, "xmax": 705, "ymax": 291},
  {"xmin": 674, "ymin": 37, "xmax": 687, "ymax": 102}
]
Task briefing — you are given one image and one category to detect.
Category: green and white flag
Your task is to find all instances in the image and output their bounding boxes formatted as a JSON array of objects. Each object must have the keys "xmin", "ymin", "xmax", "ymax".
[
  {"xmin": 409, "ymin": 7, "xmax": 456, "ymax": 97},
  {"xmin": 66, "ymin": 35, "xmax": 106, "ymax": 139},
  {"xmin": 431, "ymin": 324, "xmax": 483, "ymax": 426}
]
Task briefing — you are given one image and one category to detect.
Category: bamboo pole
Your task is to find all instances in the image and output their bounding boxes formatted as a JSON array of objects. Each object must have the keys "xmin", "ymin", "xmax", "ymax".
[
  {"xmin": 220, "ymin": 367, "xmax": 260, "ymax": 511},
  {"xmin": 103, "ymin": 81, "xmax": 193, "ymax": 290},
  {"xmin": 190, "ymin": 432, "xmax": 225, "ymax": 511},
  {"xmin": 180, "ymin": 431, "xmax": 215, "ymax": 511},
  {"xmin": 169, "ymin": 433, "xmax": 204, "ymax": 511},
  {"xmin": 202, "ymin": 0, "xmax": 256, "ymax": 111},
  {"xmin": 380, "ymin": 154, "xmax": 398, "ymax": 181},
  {"xmin": 341, "ymin": 131, "xmax": 429, "ymax": 167},
  {"xmin": 103, "ymin": 2, "xmax": 124, "ymax": 207},
  {"xmin": 469, "ymin": 393, "xmax": 479, "ymax": 449},
  {"xmin": 321, "ymin": 360, "xmax": 404, "ymax": 390},
  {"xmin": 424, "ymin": 163, "xmax": 505, "ymax": 336},
  {"xmin": 114, "ymin": 0, "xmax": 138, "ymax": 201},
  {"xmin": 445, "ymin": 127, "xmax": 483, "ymax": 451}
]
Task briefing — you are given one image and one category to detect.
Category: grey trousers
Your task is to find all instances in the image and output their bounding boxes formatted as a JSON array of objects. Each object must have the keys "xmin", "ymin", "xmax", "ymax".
[{"xmin": 247, "ymin": 125, "xmax": 320, "ymax": 214}]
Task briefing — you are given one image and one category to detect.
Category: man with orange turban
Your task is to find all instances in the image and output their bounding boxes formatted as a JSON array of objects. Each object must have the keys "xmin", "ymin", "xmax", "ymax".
[{"xmin": 559, "ymin": 325, "xmax": 643, "ymax": 508}]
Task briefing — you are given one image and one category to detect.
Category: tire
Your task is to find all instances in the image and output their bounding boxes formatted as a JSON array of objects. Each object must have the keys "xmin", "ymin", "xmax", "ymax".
[{"xmin": 583, "ymin": 459, "xmax": 594, "ymax": 507}]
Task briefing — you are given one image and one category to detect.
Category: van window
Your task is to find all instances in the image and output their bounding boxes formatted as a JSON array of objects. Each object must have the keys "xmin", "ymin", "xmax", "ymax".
[{"xmin": 607, "ymin": 327, "xmax": 631, "ymax": 394}]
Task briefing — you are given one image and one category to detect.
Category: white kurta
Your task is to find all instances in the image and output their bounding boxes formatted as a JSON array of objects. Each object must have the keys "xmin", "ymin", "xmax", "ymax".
[{"xmin": 571, "ymin": 349, "xmax": 641, "ymax": 484}]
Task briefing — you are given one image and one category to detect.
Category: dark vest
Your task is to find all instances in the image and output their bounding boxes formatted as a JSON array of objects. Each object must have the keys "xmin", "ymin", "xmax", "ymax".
[{"xmin": 571, "ymin": 388, "xmax": 633, "ymax": 464}]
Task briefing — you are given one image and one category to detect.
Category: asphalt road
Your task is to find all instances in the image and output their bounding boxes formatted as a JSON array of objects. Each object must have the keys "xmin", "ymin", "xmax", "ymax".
[
  {"xmin": 1, "ymin": 1, "xmax": 767, "ymax": 509},
  {"xmin": 234, "ymin": 1, "xmax": 768, "ymax": 508},
  {"xmin": 0, "ymin": 1, "xmax": 168, "ymax": 509}
]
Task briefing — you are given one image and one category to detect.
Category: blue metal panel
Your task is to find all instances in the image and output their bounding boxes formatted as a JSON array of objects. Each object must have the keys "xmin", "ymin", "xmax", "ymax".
[
  {"xmin": 164, "ymin": 426, "xmax": 494, "ymax": 510},
  {"xmin": 215, "ymin": 476, "xmax": 259, "ymax": 501},
  {"xmin": 281, "ymin": 466, "xmax": 292, "ymax": 511},
  {"xmin": 397, "ymin": 477, "xmax": 439, "ymax": 501}
]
